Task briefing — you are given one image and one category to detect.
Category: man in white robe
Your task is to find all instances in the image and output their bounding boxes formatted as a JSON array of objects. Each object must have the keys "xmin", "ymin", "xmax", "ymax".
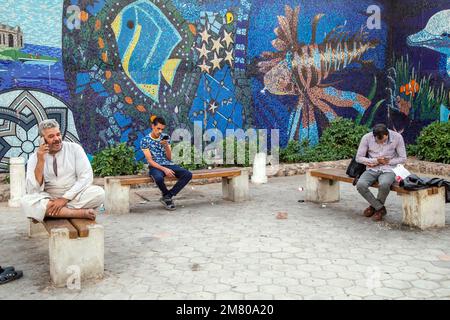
[{"xmin": 21, "ymin": 119, "xmax": 105, "ymax": 222}]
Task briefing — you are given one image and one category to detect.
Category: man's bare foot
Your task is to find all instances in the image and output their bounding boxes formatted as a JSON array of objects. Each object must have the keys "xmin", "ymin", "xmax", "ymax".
[{"xmin": 82, "ymin": 209, "xmax": 97, "ymax": 220}]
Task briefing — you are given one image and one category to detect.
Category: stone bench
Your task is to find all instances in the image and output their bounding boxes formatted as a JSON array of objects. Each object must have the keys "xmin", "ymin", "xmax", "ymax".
[
  {"xmin": 305, "ymin": 168, "xmax": 446, "ymax": 230},
  {"xmin": 28, "ymin": 218, "xmax": 104, "ymax": 287},
  {"xmin": 104, "ymin": 167, "xmax": 249, "ymax": 214}
]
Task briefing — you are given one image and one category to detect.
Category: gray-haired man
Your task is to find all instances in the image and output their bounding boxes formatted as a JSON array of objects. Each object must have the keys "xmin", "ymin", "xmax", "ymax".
[
  {"xmin": 20, "ymin": 119, "xmax": 105, "ymax": 222},
  {"xmin": 356, "ymin": 124, "xmax": 407, "ymax": 221}
]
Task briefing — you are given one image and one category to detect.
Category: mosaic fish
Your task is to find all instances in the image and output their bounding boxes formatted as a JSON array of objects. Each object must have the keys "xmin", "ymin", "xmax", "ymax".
[
  {"xmin": 258, "ymin": 5, "xmax": 378, "ymax": 143},
  {"xmin": 407, "ymin": 10, "xmax": 450, "ymax": 77},
  {"xmin": 62, "ymin": 0, "xmax": 195, "ymax": 153},
  {"xmin": 400, "ymin": 79, "xmax": 419, "ymax": 97},
  {"xmin": 111, "ymin": 0, "xmax": 182, "ymax": 102}
]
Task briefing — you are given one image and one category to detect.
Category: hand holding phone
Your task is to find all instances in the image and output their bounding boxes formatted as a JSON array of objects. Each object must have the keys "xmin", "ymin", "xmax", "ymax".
[
  {"xmin": 377, "ymin": 157, "xmax": 389, "ymax": 165},
  {"xmin": 37, "ymin": 137, "xmax": 49, "ymax": 160},
  {"xmin": 160, "ymin": 134, "xmax": 170, "ymax": 147}
]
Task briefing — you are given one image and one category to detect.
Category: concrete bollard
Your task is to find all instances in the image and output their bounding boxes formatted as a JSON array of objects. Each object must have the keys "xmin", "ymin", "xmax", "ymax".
[
  {"xmin": 251, "ymin": 152, "xmax": 268, "ymax": 184},
  {"xmin": 8, "ymin": 157, "xmax": 26, "ymax": 208}
]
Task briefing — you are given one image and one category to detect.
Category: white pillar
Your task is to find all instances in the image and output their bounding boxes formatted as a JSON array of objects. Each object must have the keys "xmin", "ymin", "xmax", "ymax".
[
  {"xmin": 8, "ymin": 157, "xmax": 26, "ymax": 207},
  {"xmin": 251, "ymin": 152, "xmax": 268, "ymax": 184}
]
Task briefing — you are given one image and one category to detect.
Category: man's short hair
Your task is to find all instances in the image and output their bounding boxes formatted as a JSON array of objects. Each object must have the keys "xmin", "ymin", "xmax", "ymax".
[
  {"xmin": 38, "ymin": 119, "xmax": 60, "ymax": 137},
  {"xmin": 151, "ymin": 116, "xmax": 166, "ymax": 126},
  {"xmin": 372, "ymin": 123, "xmax": 389, "ymax": 139}
]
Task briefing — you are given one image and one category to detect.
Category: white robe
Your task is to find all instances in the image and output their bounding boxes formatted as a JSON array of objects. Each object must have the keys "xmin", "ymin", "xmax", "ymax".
[{"xmin": 21, "ymin": 142, "xmax": 105, "ymax": 222}]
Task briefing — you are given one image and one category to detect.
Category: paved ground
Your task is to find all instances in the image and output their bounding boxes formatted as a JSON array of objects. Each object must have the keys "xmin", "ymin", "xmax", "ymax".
[{"xmin": 1, "ymin": 175, "xmax": 450, "ymax": 300}]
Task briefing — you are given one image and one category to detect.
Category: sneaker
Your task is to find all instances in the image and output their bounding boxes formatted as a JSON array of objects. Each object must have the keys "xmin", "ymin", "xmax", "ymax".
[{"xmin": 160, "ymin": 196, "xmax": 176, "ymax": 211}]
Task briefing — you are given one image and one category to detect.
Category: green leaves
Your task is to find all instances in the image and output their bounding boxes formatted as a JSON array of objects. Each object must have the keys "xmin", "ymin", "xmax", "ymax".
[
  {"xmin": 91, "ymin": 143, "xmax": 144, "ymax": 177},
  {"xmin": 412, "ymin": 122, "xmax": 450, "ymax": 164},
  {"xmin": 280, "ymin": 118, "xmax": 370, "ymax": 163}
]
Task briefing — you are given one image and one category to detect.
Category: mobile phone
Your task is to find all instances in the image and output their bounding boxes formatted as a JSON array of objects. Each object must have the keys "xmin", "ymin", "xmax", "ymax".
[
  {"xmin": 40, "ymin": 137, "xmax": 46, "ymax": 145},
  {"xmin": 162, "ymin": 134, "xmax": 170, "ymax": 140}
]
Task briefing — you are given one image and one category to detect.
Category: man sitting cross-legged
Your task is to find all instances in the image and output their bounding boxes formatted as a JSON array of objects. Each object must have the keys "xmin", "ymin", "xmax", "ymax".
[{"xmin": 21, "ymin": 119, "xmax": 105, "ymax": 222}]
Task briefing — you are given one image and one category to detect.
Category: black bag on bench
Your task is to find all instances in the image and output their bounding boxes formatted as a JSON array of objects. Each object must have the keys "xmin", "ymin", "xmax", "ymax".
[{"xmin": 346, "ymin": 157, "xmax": 366, "ymax": 185}]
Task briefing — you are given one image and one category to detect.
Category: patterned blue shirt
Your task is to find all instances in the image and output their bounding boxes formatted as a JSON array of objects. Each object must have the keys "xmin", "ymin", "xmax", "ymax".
[{"xmin": 140, "ymin": 133, "xmax": 173, "ymax": 166}]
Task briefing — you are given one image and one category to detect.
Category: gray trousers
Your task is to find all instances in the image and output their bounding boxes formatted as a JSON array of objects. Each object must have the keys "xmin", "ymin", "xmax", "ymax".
[{"xmin": 356, "ymin": 170, "xmax": 395, "ymax": 210}]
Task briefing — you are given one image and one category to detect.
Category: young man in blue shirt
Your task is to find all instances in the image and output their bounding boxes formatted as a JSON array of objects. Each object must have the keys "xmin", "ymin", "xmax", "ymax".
[{"xmin": 140, "ymin": 116, "xmax": 192, "ymax": 210}]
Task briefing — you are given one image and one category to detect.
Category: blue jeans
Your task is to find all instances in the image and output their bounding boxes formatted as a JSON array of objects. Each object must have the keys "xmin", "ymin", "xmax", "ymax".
[{"xmin": 149, "ymin": 165, "xmax": 192, "ymax": 198}]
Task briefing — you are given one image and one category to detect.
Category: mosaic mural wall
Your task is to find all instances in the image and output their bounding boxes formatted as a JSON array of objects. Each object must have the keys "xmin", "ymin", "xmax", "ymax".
[
  {"xmin": 382, "ymin": 0, "xmax": 450, "ymax": 144},
  {"xmin": 0, "ymin": 0, "xmax": 448, "ymax": 171}
]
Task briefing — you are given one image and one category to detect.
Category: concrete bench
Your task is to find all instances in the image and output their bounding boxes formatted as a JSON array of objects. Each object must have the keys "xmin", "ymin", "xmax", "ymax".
[
  {"xmin": 28, "ymin": 218, "xmax": 104, "ymax": 287},
  {"xmin": 104, "ymin": 167, "xmax": 249, "ymax": 214},
  {"xmin": 305, "ymin": 168, "xmax": 446, "ymax": 230}
]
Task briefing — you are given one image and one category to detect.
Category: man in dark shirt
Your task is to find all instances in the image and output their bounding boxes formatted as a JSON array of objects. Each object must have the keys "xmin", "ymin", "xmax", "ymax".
[{"xmin": 140, "ymin": 116, "xmax": 192, "ymax": 210}]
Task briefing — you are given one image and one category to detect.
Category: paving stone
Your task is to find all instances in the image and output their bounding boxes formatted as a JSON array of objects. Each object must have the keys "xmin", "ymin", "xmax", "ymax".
[
  {"xmin": 231, "ymin": 283, "xmax": 259, "ymax": 294},
  {"xmin": 215, "ymin": 292, "xmax": 244, "ymax": 300},
  {"xmin": 130, "ymin": 293, "xmax": 159, "ymax": 300},
  {"xmin": 204, "ymin": 284, "xmax": 232, "ymax": 294},
  {"xmin": 300, "ymin": 278, "xmax": 327, "ymax": 287},
  {"xmin": 374, "ymin": 287, "xmax": 404, "ymax": 299},
  {"xmin": 344, "ymin": 286, "xmax": 373, "ymax": 297},
  {"xmin": 391, "ymin": 272, "xmax": 420, "ymax": 281},
  {"xmin": 260, "ymin": 284, "xmax": 287, "ymax": 295},
  {"xmin": 432, "ymin": 288, "xmax": 450, "ymax": 298},
  {"xmin": 311, "ymin": 271, "xmax": 337, "ymax": 280},
  {"xmin": 176, "ymin": 284, "xmax": 204, "ymax": 294},
  {"xmin": 287, "ymin": 285, "xmax": 316, "ymax": 296},
  {"xmin": 186, "ymin": 292, "xmax": 215, "ymax": 300},
  {"xmin": 101, "ymin": 293, "xmax": 131, "ymax": 300},
  {"xmin": 411, "ymin": 280, "xmax": 441, "ymax": 290},
  {"xmin": 244, "ymin": 293, "xmax": 274, "ymax": 300},
  {"xmin": 315, "ymin": 286, "xmax": 345, "ymax": 297},
  {"xmin": 405, "ymin": 288, "xmax": 436, "ymax": 299},
  {"xmin": 326, "ymin": 278, "xmax": 354, "ymax": 288},
  {"xmin": 382, "ymin": 279, "xmax": 412, "ymax": 290},
  {"xmin": 272, "ymin": 277, "xmax": 299, "ymax": 286}
]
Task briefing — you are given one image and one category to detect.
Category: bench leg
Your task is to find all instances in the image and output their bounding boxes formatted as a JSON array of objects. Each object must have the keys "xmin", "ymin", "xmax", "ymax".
[
  {"xmin": 222, "ymin": 170, "xmax": 249, "ymax": 202},
  {"xmin": 28, "ymin": 219, "xmax": 47, "ymax": 238},
  {"xmin": 104, "ymin": 178, "xmax": 130, "ymax": 214},
  {"xmin": 402, "ymin": 187, "xmax": 446, "ymax": 230},
  {"xmin": 49, "ymin": 224, "xmax": 104, "ymax": 287},
  {"xmin": 305, "ymin": 170, "xmax": 340, "ymax": 203}
]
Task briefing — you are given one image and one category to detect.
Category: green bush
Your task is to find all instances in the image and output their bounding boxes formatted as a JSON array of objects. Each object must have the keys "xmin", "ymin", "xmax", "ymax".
[
  {"xmin": 279, "ymin": 118, "xmax": 370, "ymax": 163},
  {"xmin": 279, "ymin": 139, "xmax": 309, "ymax": 163},
  {"xmin": 222, "ymin": 136, "xmax": 259, "ymax": 167},
  {"xmin": 172, "ymin": 137, "xmax": 258, "ymax": 169},
  {"xmin": 413, "ymin": 122, "xmax": 450, "ymax": 164},
  {"xmin": 172, "ymin": 141, "xmax": 208, "ymax": 171},
  {"xmin": 406, "ymin": 144, "xmax": 418, "ymax": 156},
  {"xmin": 91, "ymin": 143, "xmax": 144, "ymax": 177}
]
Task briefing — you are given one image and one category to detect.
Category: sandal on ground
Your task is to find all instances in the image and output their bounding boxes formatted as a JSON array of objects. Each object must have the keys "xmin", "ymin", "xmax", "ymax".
[
  {"xmin": 0, "ymin": 266, "xmax": 15, "ymax": 274},
  {"xmin": 0, "ymin": 269, "xmax": 23, "ymax": 285}
]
